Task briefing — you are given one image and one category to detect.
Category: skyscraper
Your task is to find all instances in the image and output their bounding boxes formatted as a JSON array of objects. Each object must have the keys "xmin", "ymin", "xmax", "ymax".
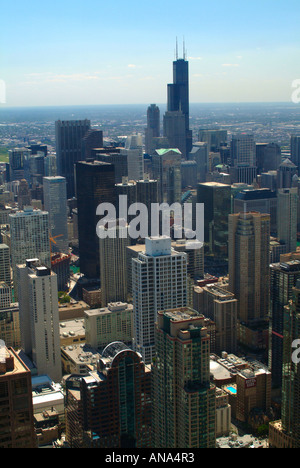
[
  {"xmin": 44, "ymin": 153, "xmax": 57, "ymax": 177},
  {"xmin": 43, "ymin": 176, "xmax": 69, "ymax": 254},
  {"xmin": 172, "ymin": 238, "xmax": 204, "ymax": 306},
  {"xmin": 234, "ymin": 188, "xmax": 277, "ymax": 235},
  {"xmin": 230, "ymin": 133, "xmax": 257, "ymax": 185},
  {"xmin": 55, "ymin": 119, "xmax": 91, "ymax": 198},
  {"xmin": 145, "ymin": 104, "xmax": 160, "ymax": 155},
  {"xmin": 277, "ymin": 159, "xmax": 298, "ymax": 189},
  {"xmin": 152, "ymin": 148, "xmax": 182, "ymax": 204},
  {"xmin": 277, "ymin": 188, "xmax": 298, "ymax": 253},
  {"xmin": 269, "ymin": 280, "xmax": 300, "ymax": 448},
  {"xmin": 9, "ymin": 207, "xmax": 51, "ymax": 295},
  {"xmin": 0, "ymin": 342, "xmax": 36, "ymax": 448},
  {"xmin": 132, "ymin": 236, "xmax": 187, "ymax": 364},
  {"xmin": 201, "ymin": 283, "xmax": 238, "ymax": 355},
  {"xmin": 259, "ymin": 142, "xmax": 282, "ymax": 173},
  {"xmin": 0, "ymin": 243, "xmax": 11, "ymax": 288},
  {"xmin": 269, "ymin": 260, "xmax": 300, "ymax": 389},
  {"xmin": 96, "ymin": 151, "xmax": 127, "ymax": 184},
  {"xmin": 81, "ymin": 128, "xmax": 103, "ymax": 160},
  {"xmin": 136, "ymin": 176, "xmax": 158, "ymax": 236},
  {"xmin": 17, "ymin": 259, "xmax": 62, "ymax": 383},
  {"xmin": 188, "ymin": 142, "xmax": 209, "ymax": 183},
  {"xmin": 121, "ymin": 134, "xmax": 144, "ymax": 182},
  {"xmin": 228, "ymin": 212, "xmax": 270, "ymax": 350},
  {"xmin": 75, "ymin": 160, "xmax": 116, "ymax": 279},
  {"xmin": 65, "ymin": 344, "xmax": 151, "ymax": 448},
  {"xmin": 18, "ymin": 179, "xmax": 31, "ymax": 210},
  {"xmin": 8, "ymin": 148, "xmax": 31, "ymax": 182},
  {"xmin": 197, "ymin": 182, "xmax": 231, "ymax": 261},
  {"xmin": 198, "ymin": 129, "xmax": 227, "ymax": 153},
  {"xmin": 165, "ymin": 43, "xmax": 192, "ymax": 157},
  {"xmin": 231, "ymin": 133, "xmax": 256, "ymax": 167},
  {"xmin": 290, "ymin": 134, "xmax": 300, "ymax": 170},
  {"xmin": 99, "ymin": 223, "xmax": 130, "ymax": 306},
  {"xmin": 163, "ymin": 110, "xmax": 187, "ymax": 158},
  {"xmin": 281, "ymin": 280, "xmax": 300, "ymax": 447},
  {"xmin": 152, "ymin": 307, "xmax": 216, "ymax": 448}
]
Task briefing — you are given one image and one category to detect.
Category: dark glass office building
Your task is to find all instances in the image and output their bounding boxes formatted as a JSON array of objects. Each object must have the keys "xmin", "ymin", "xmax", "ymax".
[
  {"xmin": 281, "ymin": 280, "xmax": 300, "ymax": 447},
  {"xmin": 269, "ymin": 260, "xmax": 300, "ymax": 389},
  {"xmin": 197, "ymin": 182, "xmax": 231, "ymax": 261},
  {"xmin": 65, "ymin": 345, "xmax": 152, "ymax": 448},
  {"xmin": 55, "ymin": 119, "xmax": 91, "ymax": 198},
  {"xmin": 165, "ymin": 51, "xmax": 192, "ymax": 156},
  {"xmin": 75, "ymin": 160, "xmax": 116, "ymax": 279}
]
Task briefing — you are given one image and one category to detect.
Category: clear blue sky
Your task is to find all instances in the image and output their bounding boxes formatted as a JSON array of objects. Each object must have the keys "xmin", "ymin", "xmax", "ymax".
[{"xmin": 1, "ymin": 0, "xmax": 300, "ymax": 107}]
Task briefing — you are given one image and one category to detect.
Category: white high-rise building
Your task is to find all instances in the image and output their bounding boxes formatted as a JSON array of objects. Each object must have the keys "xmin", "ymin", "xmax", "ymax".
[
  {"xmin": 43, "ymin": 176, "xmax": 69, "ymax": 254},
  {"xmin": 0, "ymin": 244, "xmax": 11, "ymax": 287},
  {"xmin": 122, "ymin": 134, "xmax": 144, "ymax": 181},
  {"xmin": 132, "ymin": 236, "xmax": 187, "ymax": 364},
  {"xmin": 17, "ymin": 259, "xmax": 62, "ymax": 383},
  {"xmin": 10, "ymin": 207, "xmax": 50, "ymax": 296},
  {"xmin": 99, "ymin": 223, "xmax": 130, "ymax": 307}
]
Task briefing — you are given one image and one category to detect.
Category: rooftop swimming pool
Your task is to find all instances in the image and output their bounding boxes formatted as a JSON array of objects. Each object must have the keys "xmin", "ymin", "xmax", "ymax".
[{"xmin": 227, "ymin": 386, "xmax": 237, "ymax": 394}]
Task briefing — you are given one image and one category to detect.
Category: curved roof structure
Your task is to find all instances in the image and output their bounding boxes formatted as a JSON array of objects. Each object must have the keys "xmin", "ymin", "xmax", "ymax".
[{"xmin": 102, "ymin": 342, "xmax": 131, "ymax": 360}]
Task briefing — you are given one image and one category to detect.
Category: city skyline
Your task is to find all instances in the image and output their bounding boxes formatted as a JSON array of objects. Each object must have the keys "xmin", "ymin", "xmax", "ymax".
[
  {"xmin": 1, "ymin": 0, "xmax": 300, "ymax": 107},
  {"xmin": 1, "ymin": 0, "xmax": 300, "ymax": 450}
]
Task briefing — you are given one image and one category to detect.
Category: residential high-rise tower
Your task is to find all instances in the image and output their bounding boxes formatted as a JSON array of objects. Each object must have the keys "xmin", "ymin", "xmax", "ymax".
[
  {"xmin": 132, "ymin": 236, "xmax": 187, "ymax": 364},
  {"xmin": 17, "ymin": 259, "xmax": 62, "ymax": 383},
  {"xmin": 9, "ymin": 207, "xmax": 51, "ymax": 296},
  {"xmin": 152, "ymin": 307, "xmax": 216, "ymax": 448}
]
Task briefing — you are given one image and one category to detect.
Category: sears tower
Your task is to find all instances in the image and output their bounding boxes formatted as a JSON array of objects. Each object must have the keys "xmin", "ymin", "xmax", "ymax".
[{"xmin": 164, "ymin": 40, "xmax": 192, "ymax": 158}]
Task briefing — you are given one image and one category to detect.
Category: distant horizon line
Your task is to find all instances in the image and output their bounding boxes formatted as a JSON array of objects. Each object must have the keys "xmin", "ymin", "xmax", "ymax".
[{"xmin": 0, "ymin": 101, "xmax": 296, "ymax": 110}]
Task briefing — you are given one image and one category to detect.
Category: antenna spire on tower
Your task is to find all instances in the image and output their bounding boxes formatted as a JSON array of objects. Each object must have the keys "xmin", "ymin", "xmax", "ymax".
[{"xmin": 176, "ymin": 37, "xmax": 178, "ymax": 60}]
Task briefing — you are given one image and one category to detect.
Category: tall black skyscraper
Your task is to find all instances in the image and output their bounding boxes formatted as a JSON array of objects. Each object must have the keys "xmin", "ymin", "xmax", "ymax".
[
  {"xmin": 145, "ymin": 104, "xmax": 160, "ymax": 155},
  {"xmin": 55, "ymin": 119, "xmax": 91, "ymax": 198},
  {"xmin": 164, "ymin": 41, "xmax": 192, "ymax": 158},
  {"xmin": 75, "ymin": 161, "xmax": 116, "ymax": 279},
  {"xmin": 269, "ymin": 260, "xmax": 300, "ymax": 389}
]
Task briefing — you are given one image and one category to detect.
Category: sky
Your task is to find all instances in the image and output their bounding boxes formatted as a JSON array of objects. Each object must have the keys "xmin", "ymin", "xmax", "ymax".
[{"xmin": 1, "ymin": 0, "xmax": 300, "ymax": 107}]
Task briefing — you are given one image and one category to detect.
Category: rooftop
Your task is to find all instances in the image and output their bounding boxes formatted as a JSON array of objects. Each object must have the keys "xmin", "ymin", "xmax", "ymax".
[
  {"xmin": 164, "ymin": 307, "xmax": 201, "ymax": 322},
  {"xmin": 155, "ymin": 148, "xmax": 181, "ymax": 156},
  {"xmin": 59, "ymin": 318, "xmax": 85, "ymax": 339},
  {"xmin": 84, "ymin": 302, "xmax": 133, "ymax": 318}
]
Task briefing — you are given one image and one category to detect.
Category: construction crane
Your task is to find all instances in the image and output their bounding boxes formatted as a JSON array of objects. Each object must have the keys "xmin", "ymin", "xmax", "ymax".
[{"xmin": 49, "ymin": 234, "xmax": 63, "ymax": 257}]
